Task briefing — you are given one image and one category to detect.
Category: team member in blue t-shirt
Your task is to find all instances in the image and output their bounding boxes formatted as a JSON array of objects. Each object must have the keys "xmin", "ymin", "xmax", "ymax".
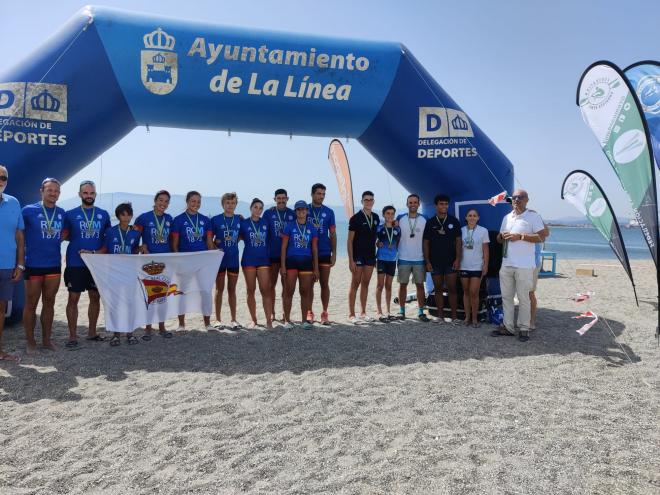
[
  {"xmin": 133, "ymin": 190, "xmax": 174, "ymax": 340},
  {"xmin": 280, "ymin": 200, "xmax": 319, "ymax": 329},
  {"xmin": 210, "ymin": 192, "xmax": 242, "ymax": 331},
  {"xmin": 62, "ymin": 180, "xmax": 111, "ymax": 348},
  {"xmin": 239, "ymin": 198, "xmax": 273, "ymax": 329},
  {"xmin": 171, "ymin": 191, "xmax": 214, "ymax": 332},
  {"xmin": 375, "ymin": 206, "xmax": 401, "ymax": 322},
  {"xmin": 307, "ymin": 183, "xmax": 336, "ymax": 325},
  {"xmin": 97, "ymin": 202, "xmax": 141, "ymax": 346},
  {"xmin": 22, "ymin": 178, "xmax": 65, "ymax": 354},
  {"xmin": 266, "ymin": 188, "xmax": 294, "ymax": 322}
]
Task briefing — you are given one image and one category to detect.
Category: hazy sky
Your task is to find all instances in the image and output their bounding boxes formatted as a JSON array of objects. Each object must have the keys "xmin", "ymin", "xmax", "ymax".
[{"xmin": 2, "ymin": 0, "xmax": 658, "ymax": 218}]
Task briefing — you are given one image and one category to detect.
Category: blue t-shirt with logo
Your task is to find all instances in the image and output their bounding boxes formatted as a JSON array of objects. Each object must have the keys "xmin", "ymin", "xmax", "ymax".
[
  {"xmin": 307, "ymin": 204, "xmax": 335, "ymax": 257},
  {"xmin": 171, "ymin": 212, "xmax": 211, "ymax": 252},
  {"xmin": 282, "ymin": 221, "xmax": 319, "ymax": 259},
  {"xmin": 104, "ymin": 225, "xmax": 141, "ymax": 254},
  {"xmin": 239, "ymin": 216, "xmax": 270, "ymax": 267},
  {"xmin": 134, "ymin": 211, "xmax": 173, "ymax": 253},
  {"xmin": 376, "ymin": 224, "xmax": 401, "ymax": 262},
  {"xmin": 266, "ymin": 207, "xmax": 295, "ymax": 259},
  {"xmin": 22, "ymin": 202, "xmax": 65, "ymax": 268},
  {"xmin": 210, "ymin": 214, "xmax": 241, "ymax": 268},
  {"xmin": 63, "ymin": 206, "xmax": 111, "ymax": 267}
]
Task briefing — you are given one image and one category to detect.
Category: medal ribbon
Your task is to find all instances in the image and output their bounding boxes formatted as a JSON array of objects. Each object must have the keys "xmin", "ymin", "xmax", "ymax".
[
  {"xmin": 81, "ymin": 207, "xmax": 96, "ymax": 235},
  {"xmin": 435, "ymin": 215, "xmax": 447, "ymax": 233},
  {"xmin": 363, "ymin": 210, "xmax": 374, "ymax": 230},
  {"xmin": 311, "ymin": 206, "xmax": 322, "ymax": 228},
  {"xmin": 118, "ymin": 226, "xmax": 129, "ymax": 252},
  {"xmin": 407, "ymin": 214, "xmax": 418, "ymax": 236},
  {"xmin": 385, "ymin": 226, "xmax": 394, "ymax": 248},
  {"xmin": 296, "ymin": 221, "xmax": 308, "ymax": 248},
  {"xmin": 223, "ymin": 214, "xmax": 235, "ymax": 241},
  {"xmin": 185, "ymin": 212, "xmax": 200, "ymax": 238},
  {"xmin": 153, "ymin": 211, "xmax": 166, "ymax": 242},
  {"xmin": 41, "ymin": 202, "xmax": 56, "ymax": 234},
  {"xmin": 250, "ymin": 218, "xmax": 262, "ymax": 245}
]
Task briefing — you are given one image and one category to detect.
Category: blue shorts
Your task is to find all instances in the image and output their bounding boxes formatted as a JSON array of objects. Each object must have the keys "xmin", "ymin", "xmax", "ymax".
[
  {"xmin": 0, "ymin": 269, "xmax": 15, "ymax": 301},
  {"xmin": 286, "ymin": 256, "xmax": 313, "ymax": 273},
  {"xmin": 377, "ymin": 260, "xmax": 396, "ymax": 277},
  {"xmin": 219, "ymin": 257, "xmax": 239, "ymax": 275}
]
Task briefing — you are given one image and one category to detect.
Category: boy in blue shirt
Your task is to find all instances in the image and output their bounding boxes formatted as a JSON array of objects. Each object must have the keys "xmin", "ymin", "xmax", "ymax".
[
  {"xmin": 98, "ymin": 202, "xmax": 140, "ymax": 345},
  {"xmin": 375, "ymin": 206, "xmax": 401, "ymax": 322}
]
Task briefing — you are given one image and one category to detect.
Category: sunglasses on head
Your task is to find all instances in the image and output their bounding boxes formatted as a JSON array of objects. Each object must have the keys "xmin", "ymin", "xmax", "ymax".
[{"xmin": 0, "ymin": 175, "xmax": 7, "ymax": 182}]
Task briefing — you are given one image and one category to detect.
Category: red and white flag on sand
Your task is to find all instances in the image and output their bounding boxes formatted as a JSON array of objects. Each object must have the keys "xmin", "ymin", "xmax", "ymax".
[
  {"xmin": 570, "ymin": 292, "xmax": 594, "ymax": 302},
  {"xmin": 488, "ymin": 191, "xmax": 508, "ymax": 206},
  {"xmin": 572, "ymin": 311, "xmax": 598, "ymax": 335}
]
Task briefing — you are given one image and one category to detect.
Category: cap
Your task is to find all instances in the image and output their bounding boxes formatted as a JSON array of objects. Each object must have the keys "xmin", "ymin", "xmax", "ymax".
[{"xmin": 294, "ymin": 200, "xmax": 308, "ymax": 209}]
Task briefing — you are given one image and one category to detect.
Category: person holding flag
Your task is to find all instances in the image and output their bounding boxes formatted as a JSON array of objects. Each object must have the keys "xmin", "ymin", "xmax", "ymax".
[
  {"xmin": 307, "ymin": 183, "xmax": 337, "ymax": 325},
  {"xmin": 22, "ymin": 178, "xmax": 65, "ymax": 354},
  {"xmin": 210, "ymin": 192, "xmax": 242, "ymax": 331},
  {"xmin": 97, "ymin": 202, "xmax": 141, "ymax": 346},
  {"xmin": 171, "ymin": 191, "xmax": 214, "ymax": 332},
  {"xmin": 133, "ymin": 190, "xmax": 174, "ymax": 340},
  {"xmin": 240, "ymin": 198, "xmax": 273, "ymax": 329},
  {"xmin": 63, "ymin": 180, "xmax": 111, "ymax": 348},
  {"xmin": 280, "ymin": 201, "xmax": 319, "ymax": 329}
]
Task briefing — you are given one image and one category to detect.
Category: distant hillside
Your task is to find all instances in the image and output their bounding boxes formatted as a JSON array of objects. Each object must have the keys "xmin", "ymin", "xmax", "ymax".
[{"xmin": 58, "ymin": 192, "xmax": 349, "ymax": 222}]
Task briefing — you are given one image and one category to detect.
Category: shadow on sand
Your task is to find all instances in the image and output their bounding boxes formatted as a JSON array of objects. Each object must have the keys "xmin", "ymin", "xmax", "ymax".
[{"xmin": 0, "ymin": 306, "xmax": 637, "ymax": 404}]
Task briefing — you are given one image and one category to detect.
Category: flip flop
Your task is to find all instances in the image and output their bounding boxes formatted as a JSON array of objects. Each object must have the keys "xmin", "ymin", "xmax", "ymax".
[
  {"xmin": 490, "ymin": 328, "xmax": 515, "ymax": 337},
  {"xmin": 65, "ymin": 340, "xmax": 79, "ymax": 348},
  {"xmin": 159, "ymin": 331, "xmax": 173, "ymax": 339},
  {"xmin": 0, "ymin": 353, "xmax": 21, "ymax": 363},
  {"xmin": 141, "ymin": 334, "xmax": 152, "ymax": 342},
  {"xmin": 86, "ymin": 335, "xmax": 106, "ymax": 342}
]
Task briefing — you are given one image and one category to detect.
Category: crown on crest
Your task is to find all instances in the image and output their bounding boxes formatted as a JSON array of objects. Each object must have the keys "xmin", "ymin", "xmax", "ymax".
[
  {"xmin": 30, "ymin": 89, "xmax": 60, "ymax": 112},
  {"xmin": 152, "ymin": 53, "xmax": 166, "ymax": 63},
  {"xmin": 143, "ymin": 27, "xmax": 175, "ymax": 51},
  {"xmin": 142, "ymin": 261, "xmax": 165, "ymax": 275},
  {"xmin": 451, "ymin": 114, "xmax": 468, "ymax": 131}
]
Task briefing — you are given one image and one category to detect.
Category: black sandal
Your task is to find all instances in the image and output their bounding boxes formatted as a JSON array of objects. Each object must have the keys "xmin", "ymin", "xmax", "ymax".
[
  {"xmin": 127, "ymin": 335, "xmax": 139, "ymax": 345},
  {"xmin": 109, "ymin": 335, "xmax": 121, "ymax": 347},
  {"xmin": 65, "ymin": 340, "xmax": 79, "ymax": 348},
  {"xmin": 141, "ymin": 333, "xmax": 152, "ymax": 342},
  {"xmin": 490, "ymin": 327, "xmax": 515, "ymax": 337},
  {"xmin": 86, "ymin": 335, "xmax": 106, "ymax": 342},
  {"xmin": 159, "ymin": 330, "xmax": 173, "ymax": 339}
]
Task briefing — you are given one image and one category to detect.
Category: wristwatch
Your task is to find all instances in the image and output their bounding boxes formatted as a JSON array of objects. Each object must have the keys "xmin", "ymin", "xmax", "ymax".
[{"xmin": 17, "ymin": 264, "xmax": 25, "ymax": 271}]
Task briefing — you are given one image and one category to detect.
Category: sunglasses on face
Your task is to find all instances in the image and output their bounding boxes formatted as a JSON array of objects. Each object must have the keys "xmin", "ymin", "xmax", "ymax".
[
  {"xmin": 0, "ymin": 175, "xmax": 7, "ymax": 182},
  {"xmin": 511, "ymin": 195, "xmax": 527, "ymax": 200}
]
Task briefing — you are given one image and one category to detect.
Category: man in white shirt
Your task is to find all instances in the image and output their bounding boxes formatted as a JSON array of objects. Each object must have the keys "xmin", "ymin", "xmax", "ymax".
[
  {"xmin": 492, "ymin": 189, "xmax": 545, "ymax": 342},
  {"xmin": 396, "ymin": 194, "xmax": 429, "ymax": 321}
]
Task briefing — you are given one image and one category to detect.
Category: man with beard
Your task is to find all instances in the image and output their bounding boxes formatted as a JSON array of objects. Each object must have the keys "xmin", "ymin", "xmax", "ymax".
[
  {"xmin": 62, "ymin": 180, "xmax": 111, "ymax": 348},
  {"xmin": 0, "ymin": 164, "xmax": 24, "ymax": 363},
  {"xmin": 266, "ymin": 188, "xmax": 294, "ymax": 322}
]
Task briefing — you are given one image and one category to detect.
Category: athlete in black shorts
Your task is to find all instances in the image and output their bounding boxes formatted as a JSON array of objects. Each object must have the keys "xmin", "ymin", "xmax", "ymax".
[{"xmin": 347, "ymin": 191, "xmax": 380, "ymax": 323}]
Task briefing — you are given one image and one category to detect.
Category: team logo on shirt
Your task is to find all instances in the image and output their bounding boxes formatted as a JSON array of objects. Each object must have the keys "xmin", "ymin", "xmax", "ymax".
[
  {"xmin": 141, "ymin": 28, "xmax": 178, "ymax": 95},
  {"xmin": 139, "ymin": 261, "xmax": 183, "ymax": 307}
]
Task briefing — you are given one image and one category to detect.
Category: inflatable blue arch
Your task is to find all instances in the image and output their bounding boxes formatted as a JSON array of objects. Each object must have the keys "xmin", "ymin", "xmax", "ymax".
[{"xmin": 1, "ymin": 6, "xmax": 514, "ymax": 317}]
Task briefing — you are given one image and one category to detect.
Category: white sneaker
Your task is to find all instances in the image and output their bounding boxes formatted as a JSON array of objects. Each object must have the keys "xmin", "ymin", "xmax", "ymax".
[
  {"xmin": 362, "ymin": 315, "xmax": 375, "ymax": 323},
  {"xmin": 282, "ymin": 322, "xmax": 295, "ymax": 330},
  {"xmin": 174, "ymin": 325, "xmax": 186, "ymax": 333},
  {"xmin": 204, "ymin": 325, "xmax": 216, "ymax": 332},
  {"xmin": 348, "ymin": 316, "xmax": 362, "ymax": 325},
  {"xmin": 229, "ymin": 321, "xmax": 242, "ymax": 330},
  {"xmin": 212, "ymin": 322, "xmax": 224, "ymax": 330}
]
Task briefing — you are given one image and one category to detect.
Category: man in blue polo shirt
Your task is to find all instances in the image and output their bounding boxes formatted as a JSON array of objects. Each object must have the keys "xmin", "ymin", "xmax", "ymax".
[
  {"xmin": 0, "ymin": 165, "xmax": 25, "ymax": 363},
  {"xmin": 62, "ymin": 180, "xmax": 111, "ymax": 348}
]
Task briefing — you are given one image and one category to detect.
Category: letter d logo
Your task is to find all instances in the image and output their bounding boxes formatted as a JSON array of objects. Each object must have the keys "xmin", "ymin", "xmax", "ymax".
[
  {"xmin": 0, "ymin": 90, "xmax": 14, "ymax": 110},
  {"xmin": 419, "ymin": 107, "xmax": 448, "ymax": 138}
]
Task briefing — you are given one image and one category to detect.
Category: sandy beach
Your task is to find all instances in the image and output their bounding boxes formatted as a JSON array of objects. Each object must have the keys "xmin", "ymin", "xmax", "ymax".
[{"xmin": 1, "ymin": 258, "xmax": 658, "ymax": 494}]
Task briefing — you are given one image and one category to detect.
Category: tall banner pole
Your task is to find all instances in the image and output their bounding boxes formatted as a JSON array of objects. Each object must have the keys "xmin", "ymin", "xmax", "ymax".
[
  {"xmin": 328, "ymin": 139, "xmax": 355, "ymax": 219},
  {"xmin": 561, "ymin": 170, "xmax": 638, "ymax": 305},
  {"xmin": 577, "ymin": 60, "xmax": 659, "ymax": 337},
  {"xmin": 624, "ymin": 61, "xmax": 660, "ymax": 172}
]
